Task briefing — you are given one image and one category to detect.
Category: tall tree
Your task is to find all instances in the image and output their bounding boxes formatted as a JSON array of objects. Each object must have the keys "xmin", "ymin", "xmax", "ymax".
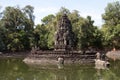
[
  {"xmin": 77, "ymin": 16, "xmax": 102, "ymax": 50},
  {"xmin": 0, "ymin": 6, "xmax": 6, "ymax": 51},
  {"xmin": 102, "ymin": 1, "xmax": 120, "ymax": 49},
  {"xmin": 41, "ymin": 14, "xmax": 56, "ymax": 49},
  {"xmin": 102, "ymin": 1, "xmax": 120, "ymax": 26},
  {"xmin": 0, "ymin": 5, "xmax": 35, "ymax": 51},
  {"xmin": 41, "ymin": 14, "xmax": 55, "ymax": 25},
  {"xmin": 0, "ymin": 25, "xmax": 6, "ymax": 51},
  {"xmin": 23, "ymin": 5, "xmax": 35, "ymax": 31},
  {"xmin": 1, "ymin": 6, "xmax": 25, "ymax": 32},
  {"xmin": 34, "ymin": 24, "xmax": 49, "ymax": 49},
  {"xmin": 22, "ymin": 5, "xmax": 35, "ymax": 50}
]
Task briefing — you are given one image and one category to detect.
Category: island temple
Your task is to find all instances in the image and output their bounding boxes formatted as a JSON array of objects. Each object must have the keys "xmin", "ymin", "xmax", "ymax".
[{"xmin": 23, "ymin": 14, "xmax": 97, "ymax": 65}]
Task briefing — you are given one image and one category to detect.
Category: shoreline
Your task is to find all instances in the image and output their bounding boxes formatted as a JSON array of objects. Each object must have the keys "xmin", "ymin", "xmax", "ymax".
[
  {"xmin": 23, "ymin": 50, "xmax": 97, "ymax": 65},
  {"xmin": 23, "ymin": 57, "xmax": 95, "ymax": 65},
  {"xmin": 0, "ymin": 50, "xmax": 120, "ymax": 65}
]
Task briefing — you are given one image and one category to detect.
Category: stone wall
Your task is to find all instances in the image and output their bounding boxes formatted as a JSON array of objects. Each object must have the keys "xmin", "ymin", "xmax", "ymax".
[{"xmin": 24, "ymin": 50, "xmax": 96, "ymax": 65}]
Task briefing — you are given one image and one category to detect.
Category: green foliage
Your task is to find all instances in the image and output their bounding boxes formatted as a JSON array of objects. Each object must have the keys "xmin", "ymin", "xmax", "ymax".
[
  {"xmin": 2, "ymin": 6, "xmax": 24, "ymax": 31},
  {"xmin": 76, "ymin": 16, "xmax": 102, "ymax": 49},
  {"xmin": 7, "ymin": 32, "xmax": 24, "ymax": 51},
  {"xmin": 23, "ymin": 5, "xmax": 35, "ymax": 31},
  {"xmin": 0, "ymin": 37, "xmax": 5, "ymax": 51},
  {"xmin": 34, "ymin": 24, "xmax": 49, "ymax": 49},
  {"xmin": 41, "ymin": 14, "xmax": 55, "ymax": 25},
  {"xmin": 0, "ymin": 22, "xmax": 6, "ymax": 51},
  {"xmin": 0, "ymin": 5, "xmax": 35, "ymax": 51},
  {"xmin": 102, "ymin": 1, "xmax": 120, "ymax": 26},
  {"xmin": 102, "ymin": 1, "xmax": 120, "ymax": 49}
]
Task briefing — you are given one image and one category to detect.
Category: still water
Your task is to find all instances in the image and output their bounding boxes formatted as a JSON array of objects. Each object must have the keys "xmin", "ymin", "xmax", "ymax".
[{"xmin": 0, "ymin": 58, "xmax": 120, "ymax": 80}]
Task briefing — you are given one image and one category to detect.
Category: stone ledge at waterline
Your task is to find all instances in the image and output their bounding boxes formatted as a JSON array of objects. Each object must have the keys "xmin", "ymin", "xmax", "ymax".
[
  {"xmin": 23, "ymin": 51, "xmax": 96, "ymax": 65},
  {"xmin": 106, "ymin": 50, "xmax": 120, "ymax": 60},
  {"xmin": 23, "ymin": 57, "xmax": 95, "ymax": 65}
]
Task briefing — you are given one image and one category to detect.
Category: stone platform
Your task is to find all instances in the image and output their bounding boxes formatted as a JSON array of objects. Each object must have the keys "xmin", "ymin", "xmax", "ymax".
[{"xmin": 23, "ymin": 50, "xmax": 97, "ymax": 65}]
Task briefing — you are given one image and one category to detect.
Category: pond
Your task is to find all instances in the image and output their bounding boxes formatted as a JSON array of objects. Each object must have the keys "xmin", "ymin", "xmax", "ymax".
[{"xmin": 0, "ymin": 58, "xmax": 120, "ymax": 80}]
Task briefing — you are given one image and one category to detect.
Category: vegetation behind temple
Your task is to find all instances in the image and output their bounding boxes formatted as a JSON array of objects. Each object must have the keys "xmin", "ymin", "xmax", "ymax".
[{"xmin": 0, "ymin": 1, "xmax": 120, "ymax": 52}]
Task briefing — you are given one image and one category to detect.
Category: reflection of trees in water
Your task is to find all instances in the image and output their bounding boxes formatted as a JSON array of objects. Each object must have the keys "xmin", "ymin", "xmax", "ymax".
[
  {"xmin": 109, "ymin": 60, "xmax": 120, "ymax": 79},
  {"xmin": 95, "ymin": 69, "xmax": 119, "ymax": 80},
  {"xmin": 0, "ymin": 58, "xmax": 120, "ymax": 80},
  {"xmin": 29, "ymin": 65, "xmax": 96, "ymax": 80},
  {"xmin": 0, "ymin": 58, "xmax": 28, "ymax": 80}
]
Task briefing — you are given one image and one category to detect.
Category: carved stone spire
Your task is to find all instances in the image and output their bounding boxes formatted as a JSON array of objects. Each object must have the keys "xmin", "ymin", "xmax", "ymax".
[{"xmin": 54, "ymin": 14, "xmax": 74, "ymax": 51}]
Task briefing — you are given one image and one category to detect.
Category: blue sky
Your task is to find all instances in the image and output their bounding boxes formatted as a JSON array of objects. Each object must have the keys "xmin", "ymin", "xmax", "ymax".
[{"xmin": 0, "ymin": 0, "xmax": 118, "ymax": 27}]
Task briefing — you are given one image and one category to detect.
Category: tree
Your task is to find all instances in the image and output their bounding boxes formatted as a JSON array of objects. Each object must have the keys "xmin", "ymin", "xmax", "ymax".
[
  {"xmin": 34, "ymin": 24, "xmax": 49, "ymax": 49},
  {"xmin": 0, "ymin": 6, "xmax": 5, "ymax": 51},
  {"xmin": 41, "ymin": 14, "xmax": 55, "ymax": 25},
  {"xmin": 102, "ymin": 1, "xmax": 120, "ymax": 26},
  {"xmin": 77, "ymin": 16, "xmax": 102, "ymax": 50},
  {"xmin": 0, "ymin": 25, "xmax": 6, "ymax": 51},
  {"xmin": 102, "ymin": 1, "xmax": 120, "ymax": 49},
  {"xmin": 1, "ymin": 6, "xmax": 25, "ymax": 31},
  {"xmin": 0, "ymin": 5, "xmax": 35, "ymax": 51},
  {"xmin": 22, "ymin": 5, "xmax": 35, "ymax": 50},
  {"xmin": 23, "ymin": 5, "xmax": 35, "ymax": 31}
]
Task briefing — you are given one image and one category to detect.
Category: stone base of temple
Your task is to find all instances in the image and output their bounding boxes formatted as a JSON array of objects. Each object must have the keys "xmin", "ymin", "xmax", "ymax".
[
  {"xmin": 23, "ymin": 58, "xmax": 95, "ymax": 65},
  {"xmin": 23, "ymin": 50, "xmax": 97, "ymax": 65}
]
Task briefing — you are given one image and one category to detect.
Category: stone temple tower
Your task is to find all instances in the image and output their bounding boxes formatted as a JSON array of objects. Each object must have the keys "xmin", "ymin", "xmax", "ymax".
[{"xmin": 54, "ymin": 14, "xmax": 75, "ymax": 51}]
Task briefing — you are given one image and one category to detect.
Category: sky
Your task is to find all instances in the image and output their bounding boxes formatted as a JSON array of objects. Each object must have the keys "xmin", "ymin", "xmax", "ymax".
[{"xmin": 0, "ymin": 0, "xmax": 118, "ymax": 27}]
